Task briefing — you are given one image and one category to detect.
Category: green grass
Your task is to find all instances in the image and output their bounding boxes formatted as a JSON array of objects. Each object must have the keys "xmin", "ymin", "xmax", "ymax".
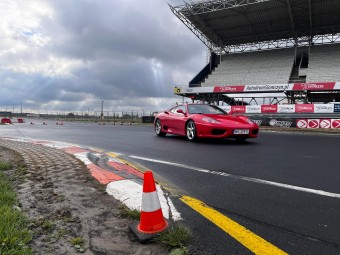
[
  {"xmin": 0, "ymin": 173, "xmax": 16, "ymax": 207},
  {"xmin": 70, "ymin": 237, "xmax": 85, "ymax": 246},
  {"xmin": 41, "ymin": 220, "xmax": 54, "ymax": 230},
  {"xmin": 70, "ymin": 236, "xmax": 86, "ymax": 252},
  {"xmin": 0, "ymin": 169, "xmax": 32, "ymax": 255},
  {"xmin": 119, "ymin": 204, "xmax": 140, "ymax": 220},
  {"xmin": 155, "ymin": 223, "xmax": 191, "ymax": 250},
  {"xmin": 0, "ymin": 162, "xmax": 13, "ymax": 171}
]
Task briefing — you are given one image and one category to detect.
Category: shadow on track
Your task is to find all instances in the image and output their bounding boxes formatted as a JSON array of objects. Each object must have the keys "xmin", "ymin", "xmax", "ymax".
[{"xmin": 154, "ymin": 135, "xmax": 258, "ymax": 146}]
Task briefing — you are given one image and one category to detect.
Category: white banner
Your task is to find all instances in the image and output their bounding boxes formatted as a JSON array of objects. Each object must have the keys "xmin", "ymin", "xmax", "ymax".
[
  {"xmin": 277, "ymin": 104, "xmax": 295, "ymax": 113},
  {"xmin": 314, "ymin": 104, "xmax": 334, "ymax": 113},
  {"xmin": 219, "ymin": 106, "xmax": 231, "ymax": 113},
  {"xmin": 244, "ymin": 84, "xmax": 290, "ymax": 92},
  {"xmin": 246, "ymin": 105, "xmax": 261, "ymax": 113}
]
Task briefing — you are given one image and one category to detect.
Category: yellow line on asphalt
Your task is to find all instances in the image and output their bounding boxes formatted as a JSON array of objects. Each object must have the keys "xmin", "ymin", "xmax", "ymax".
[
  {"xmin": 106, "ymin": 152, "xmax": 120, "ymax": 158},
  {"xmin": 180, "ymin": 196, "xmax": 288, "ymax": 255},
  {"xmin": 106, "ymin": 152, "xmax": 144, "ymax": 173}
]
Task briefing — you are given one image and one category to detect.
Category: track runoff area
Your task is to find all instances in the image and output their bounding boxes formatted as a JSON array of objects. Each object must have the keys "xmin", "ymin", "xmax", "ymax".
[{"xmin": 169, "ymin": 0, "xmax": 340, "ymax": 253}]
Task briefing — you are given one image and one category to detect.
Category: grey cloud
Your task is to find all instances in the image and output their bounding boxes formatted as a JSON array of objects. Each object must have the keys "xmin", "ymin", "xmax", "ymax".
[{"xmin": 1, "ymin": 0, "xmax": 206, "ymax": 112}]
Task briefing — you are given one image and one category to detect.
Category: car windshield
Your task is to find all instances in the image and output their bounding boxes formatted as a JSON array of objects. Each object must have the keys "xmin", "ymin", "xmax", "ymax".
[{"xmin": 187, "ymin": 105, "xmax": 226, "ymax": 115}]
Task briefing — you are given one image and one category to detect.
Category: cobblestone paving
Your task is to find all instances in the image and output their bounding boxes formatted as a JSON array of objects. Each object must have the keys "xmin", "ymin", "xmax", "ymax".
[{"xmin": 0, "ymin": 139, "xmax": 166, "ymax": 255}]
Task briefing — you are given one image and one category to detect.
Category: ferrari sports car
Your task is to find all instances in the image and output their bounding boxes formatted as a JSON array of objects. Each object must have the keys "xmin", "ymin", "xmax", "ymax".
[{"xmin": 154, "ymin": 104, "xmax": 259, "ymax": 141}]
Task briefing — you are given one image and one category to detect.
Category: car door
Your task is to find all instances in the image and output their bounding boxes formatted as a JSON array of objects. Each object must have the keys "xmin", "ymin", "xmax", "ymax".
[{"xmin": 170, "ymin": 105, "xmax": 187, "ymax": 135}]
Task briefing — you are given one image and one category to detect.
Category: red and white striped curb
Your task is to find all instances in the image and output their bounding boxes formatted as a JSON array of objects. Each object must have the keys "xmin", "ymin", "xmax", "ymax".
[{"xmin": 2, "ymin": 137, "xmax": 181, "ymax": 221}]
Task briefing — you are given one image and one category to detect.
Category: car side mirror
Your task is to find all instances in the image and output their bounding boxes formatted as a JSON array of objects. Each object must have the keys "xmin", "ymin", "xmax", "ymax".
[{"xmin": 177, "ymin": 109, "xmax": 185, "ymax": 114}]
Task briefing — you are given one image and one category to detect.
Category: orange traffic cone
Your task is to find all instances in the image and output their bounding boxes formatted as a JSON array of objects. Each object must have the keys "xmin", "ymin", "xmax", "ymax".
[{"xmin": 129, "ymin": 171, "xmax": 168, "ymax": 243}]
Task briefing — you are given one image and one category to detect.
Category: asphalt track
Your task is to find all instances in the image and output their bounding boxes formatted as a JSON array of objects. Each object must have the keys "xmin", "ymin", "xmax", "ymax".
[{"xmin": 1, "ymin": 120, "xmax": 340, "ymax": 254}]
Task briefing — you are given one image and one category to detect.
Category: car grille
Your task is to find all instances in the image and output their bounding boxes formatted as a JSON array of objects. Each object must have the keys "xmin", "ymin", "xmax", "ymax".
[{"xmin": 211, "ymin": 129, "xmax": 226, "ymax": 135}]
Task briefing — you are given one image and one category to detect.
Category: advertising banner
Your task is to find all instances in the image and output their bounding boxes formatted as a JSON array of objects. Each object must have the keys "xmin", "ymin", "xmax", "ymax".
[
  {"xmin": 334, "ymin": 104, "xmax": 340, "ymax": 113},
  {"xmin": 314, "ymin": 104, "xmax": 334, "ymax": 113},
  {"xmin": 307, "ymin": 119, "xmax": 320, "ymax": 129},
  {"xmin": 231, "ymin": 106, "xmax": 246, "ymax": 114},
  {"xmin": 246, "ymin": 105, "xmax": 261, "ymax": 113},
  {"xmin": 261, "ymin": 105, "xmax": 278, "ymax": 113},
  {"xmin": 295, "ymin": 104, "xmax": 314, "ymax": 113},
  {"xmin": 331, "ymin": 119, "xmax": 340, "ymax": 128},
  {"xmin": 277, "ymin": 104, "xmax": 295, "ymax": 113},
  {"xmin": 319, "ymin": 119, "xmax": 331, "ymax": 129},
  {"xmin": 213, "ymin": 86, "xmax": 245, "ymax": 93},
  {"xmin": 250, "ymin": 119, "xmax": 264, "ymax": 126},
  {"xmin": 296, "ymin": 119, "xmax": 308, "ymax": 128},
  {"xmin": 292, "ymin": 82, "xmax": 336, "ymax": 91},
  {"xmin": 244, "ymin": 84, "xmax": 289, "ymax": 92},
  {"xmin": 219, "ymin": 105, "xmax": 231, "ymax": 113},
  {"xmin": 268, "ymin": 118, "xmax": 296, "ymax": 128}
]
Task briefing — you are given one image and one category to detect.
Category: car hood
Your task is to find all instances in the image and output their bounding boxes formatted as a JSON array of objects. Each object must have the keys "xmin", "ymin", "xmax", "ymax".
[{"xmin": 198, "ymin": 114, "xmax": 255, "ymax": 126}]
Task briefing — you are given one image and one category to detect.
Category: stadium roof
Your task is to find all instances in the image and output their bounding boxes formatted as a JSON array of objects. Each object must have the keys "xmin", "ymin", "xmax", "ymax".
[{"xmin": 170, "ymin": 0, "xmax": 340, "ymax": 52}]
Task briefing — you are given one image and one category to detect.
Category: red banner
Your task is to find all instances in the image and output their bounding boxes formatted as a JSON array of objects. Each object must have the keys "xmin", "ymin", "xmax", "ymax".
[
  {"xmin": 332, "ymin": 119, "xmax": 340, "ymax": 128},
  {"xmin": 261, "ymin": 105, "xmax": 278, "ymax": 113},
  {"xmin": 231, "ymin": 106, "xmax": 246, "ymax": 113},
  {"xmin": 308, "ymin": 119, "xmax": 320, "ymax": 129},
  {"xmin": 292, "ymin": 82, "xmax": 336, "ymax": 91},
  {"xmin": 295, "ymin": 104, "xmax": 314, "ymax": 113},
  {"xmin": 213, "ymin": 85, "xmax": 245, "ymax": 93}
]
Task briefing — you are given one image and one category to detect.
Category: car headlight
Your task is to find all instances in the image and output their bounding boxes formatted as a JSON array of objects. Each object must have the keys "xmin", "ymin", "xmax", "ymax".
[{"xmin": 202, "ymin": 117, "xmax": 220, "ymax": 124}]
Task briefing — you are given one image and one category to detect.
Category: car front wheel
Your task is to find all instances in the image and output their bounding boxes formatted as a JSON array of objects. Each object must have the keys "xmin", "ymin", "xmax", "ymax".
[
  {"xmin": 186, "ymin": 120, "xmax": 196, "ymax": 141},
  {"xmin": 155, "ymin": 119, "xmax": 166, "ymax": 137}
]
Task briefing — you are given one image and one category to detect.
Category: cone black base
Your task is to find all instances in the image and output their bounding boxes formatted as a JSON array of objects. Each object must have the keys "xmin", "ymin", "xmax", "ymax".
[{"xmin": 128, "ymin": 221, "xmax": 169, "ymax": 244}]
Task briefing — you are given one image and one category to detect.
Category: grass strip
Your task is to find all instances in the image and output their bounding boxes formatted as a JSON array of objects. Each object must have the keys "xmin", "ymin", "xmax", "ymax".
[{"xmin": 0, "ymin": 164, "xmax": 32, "ymax": 255}]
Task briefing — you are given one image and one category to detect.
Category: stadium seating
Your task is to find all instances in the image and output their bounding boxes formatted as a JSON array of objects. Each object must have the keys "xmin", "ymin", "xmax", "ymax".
[
  {"xmin": 202, "ymin": 48, "xmax": 295, "ymax": 87},
  {"xmin": 306, "ymin": 44, "xmax": 340, "ymax": 82}
]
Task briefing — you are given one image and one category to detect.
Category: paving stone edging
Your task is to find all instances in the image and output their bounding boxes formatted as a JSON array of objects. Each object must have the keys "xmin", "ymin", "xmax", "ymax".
[{"xmin": 0, "ymin": 139, "xmax": 166, "ymax": 255}]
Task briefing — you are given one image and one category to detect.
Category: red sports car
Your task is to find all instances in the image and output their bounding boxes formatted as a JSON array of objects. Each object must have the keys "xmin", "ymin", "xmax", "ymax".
[{"xmin": 154, "ymin": 104, "xmax": 259, "ymax": 141}]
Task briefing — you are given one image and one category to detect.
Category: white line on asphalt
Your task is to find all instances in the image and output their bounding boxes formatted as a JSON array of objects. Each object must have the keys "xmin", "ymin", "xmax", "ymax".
[{"xmin": 129, "ymin": 155, "xmax": 340, "ymax": 199}]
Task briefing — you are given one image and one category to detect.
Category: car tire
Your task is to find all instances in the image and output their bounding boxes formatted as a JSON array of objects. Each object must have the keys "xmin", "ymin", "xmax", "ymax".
[
  {"xmin": 235, "ymin": 137, "xmax": 247, "ymax": 142},
  {"xmin": 186, "ymin": 120, "xmax": 196, "ymax": 141},
  {"xmin": 155, "ymin": 119, "xmax": 166, "ymax": 137}
]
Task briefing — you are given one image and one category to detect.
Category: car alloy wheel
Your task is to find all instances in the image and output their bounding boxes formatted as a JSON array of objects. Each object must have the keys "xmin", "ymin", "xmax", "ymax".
[
  {"xmin": 155, "ymin": 119, "xmax": 166, "ymax": 136},
  {"xmin": 186, "ymin": 120, "xmax": 196, "ymax": 141}
]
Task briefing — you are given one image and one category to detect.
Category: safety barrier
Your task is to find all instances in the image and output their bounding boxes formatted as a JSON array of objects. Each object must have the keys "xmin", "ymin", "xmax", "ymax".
[
  {"xmin": 250, "ymin": 117, "xmax": 340, "ymax": 129},
  {"xmin": 1, "ymin": 118, "xmax": 12, "ymax": 124}
]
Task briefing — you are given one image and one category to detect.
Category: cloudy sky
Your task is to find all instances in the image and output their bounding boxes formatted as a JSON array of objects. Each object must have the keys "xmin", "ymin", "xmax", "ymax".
[{"xmin": 0, "ymin": 0, "xmax": 206, "ymax": 114}]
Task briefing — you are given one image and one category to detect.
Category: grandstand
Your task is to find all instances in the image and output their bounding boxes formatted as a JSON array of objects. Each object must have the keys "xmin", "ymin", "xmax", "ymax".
[
  {"xmin": 169, "ymin": 0, "xmax": 340, "ymax": 106},
  {"xmin": 202, "ymin": 48, "xmax": 295, "ymax": 86},
  {"xmin": 307, "ymin": 44, "xmax": 340, "ymax": 82}
]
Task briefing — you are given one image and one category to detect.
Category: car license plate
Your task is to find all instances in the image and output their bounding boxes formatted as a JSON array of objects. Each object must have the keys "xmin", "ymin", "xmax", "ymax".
[{"xmin": 233, "ymin": 129, "xmax": 249, "ymax": 134}]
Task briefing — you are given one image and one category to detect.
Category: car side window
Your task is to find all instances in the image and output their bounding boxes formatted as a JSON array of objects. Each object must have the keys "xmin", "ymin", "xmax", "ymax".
[
  {"xmin": 170, "ymin": 106, "xmax": 178, "ymax": 113},
  {"xmin": 170, "ymin": 106, "xmax": 186, "ymax": 114},
  {"xmin": 177, "ymin": 106, "xmax": 186, "ymax": 113}
]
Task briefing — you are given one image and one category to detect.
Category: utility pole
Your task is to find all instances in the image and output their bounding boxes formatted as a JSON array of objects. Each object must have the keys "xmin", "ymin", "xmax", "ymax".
[{"xmin": 101, "ymin": 101, "xmax": 104, "ymax": 119}]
